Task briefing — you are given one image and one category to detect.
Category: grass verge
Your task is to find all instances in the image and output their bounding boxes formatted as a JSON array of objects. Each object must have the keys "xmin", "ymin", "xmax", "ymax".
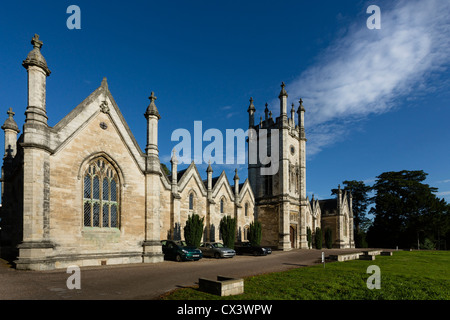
[{"xmin": 161, "ymin": 251, "xmax": 450, "ymax": 300}]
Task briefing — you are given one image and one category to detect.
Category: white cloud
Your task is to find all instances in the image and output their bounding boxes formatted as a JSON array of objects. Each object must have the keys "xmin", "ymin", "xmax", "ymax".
[
  {"xmin": 436, "ymin": 191, "xmax": 450, "ymax": 197},
  {"xmin": 285, "ymin": 0, "xmax": 450, "ymax": 156}
]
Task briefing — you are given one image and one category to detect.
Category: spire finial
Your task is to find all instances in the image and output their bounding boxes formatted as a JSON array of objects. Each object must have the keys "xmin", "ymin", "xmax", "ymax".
[
  {"xmin": 206, "ymin": 159, "xmax": 213, "ymax": 173},
  {"xmin": 278, "ymin": 81, "xmax": 288, "ymax": 98},
  {"xmin": 149, "ymin": 91, "xmax": 157, "ymax": 102},
  {"xmin": 247, "ymin": 97, "xmax": 255, "ymax": 112},
  {"xmin": 7, "ymin": 108, "xmax": 15, "ymax": 118},
  {"xmin": 31, "ymin": 34, "xmax": 43, "ymax": 49},
  {"xmin": 171, "ymin": 148, "xmax": 177, "ymax": 159},
  {"xmin": 145, "ymin": 91, "xmax": 160, "ymax": 119},
  {"xmin": 297, "ymin": 98, "xmax": 305, "ymax": 113}
]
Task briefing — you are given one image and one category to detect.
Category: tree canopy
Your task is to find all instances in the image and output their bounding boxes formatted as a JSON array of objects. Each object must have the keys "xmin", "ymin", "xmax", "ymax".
[{"xmin": 367, "ymin": 170, "xmax": 449, "ymax": 249}]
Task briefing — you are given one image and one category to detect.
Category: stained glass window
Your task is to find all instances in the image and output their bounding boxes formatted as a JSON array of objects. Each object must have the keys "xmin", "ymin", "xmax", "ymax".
[{"xmin": 83, "ymin": 157, "xmax": 119, "ymax": 228}]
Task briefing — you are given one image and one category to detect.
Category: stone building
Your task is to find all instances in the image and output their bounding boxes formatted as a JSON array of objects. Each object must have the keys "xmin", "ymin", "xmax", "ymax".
[
  {"xmin": 0, "ymin": 35, "xmax": 352, "ymax": 270},
  {"xmin": 246, "ymin": 83, "xmax": 354, "ymax": 250},
  {"xmin": 0, "ymin": 35, "xmax": 254, "ymax": 270}
]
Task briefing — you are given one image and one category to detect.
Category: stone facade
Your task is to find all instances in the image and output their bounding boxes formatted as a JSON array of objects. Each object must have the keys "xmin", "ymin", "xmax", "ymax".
[
  {"xmin": 0, "ymin": 35, "xmax": 353, "ymax": 270},
  {"xmin": 0, "ymin": 35, "xmax": 254, "ymax": 270},
  {"xmin": 246, "ymin": 83, "xmax": 354, "ymax": 250}
]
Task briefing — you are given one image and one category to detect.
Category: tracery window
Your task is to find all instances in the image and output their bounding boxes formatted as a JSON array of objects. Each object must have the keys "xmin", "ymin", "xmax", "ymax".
[
  {"xmin": 189, "ymin": 193, "xmax": 194, "ymax": 210},
  {"xmin": 83, "ymin": 158, "xmax": 119, "ymax": 228}
]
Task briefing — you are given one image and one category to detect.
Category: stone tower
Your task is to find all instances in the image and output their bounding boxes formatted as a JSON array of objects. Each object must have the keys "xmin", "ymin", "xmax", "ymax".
[
  {"xmin": 16, "ymin": 34, "xmax": 54, "ymax": 269},
  {"xmin": 247, "ymin": 82, "xmax": 311, "ymax": 250},
  {"xmin": 142, "ymin": 91, "xmax": 164, "ymax": 263}
]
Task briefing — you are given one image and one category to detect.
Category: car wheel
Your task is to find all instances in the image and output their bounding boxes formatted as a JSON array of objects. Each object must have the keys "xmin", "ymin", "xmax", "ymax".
[
  {"xmin": 176, "ymin": 254, "xmax": 182, "ymax": 262},
  {"xmin": 214, "ymin": 252, "xmax": 221, "ymax": 259}
]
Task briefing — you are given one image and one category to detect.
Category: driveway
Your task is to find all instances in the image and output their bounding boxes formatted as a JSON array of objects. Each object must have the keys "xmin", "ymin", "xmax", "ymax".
[{"xmin": 0, "ymin": 248, "xmax": 370, "ymax": 300}]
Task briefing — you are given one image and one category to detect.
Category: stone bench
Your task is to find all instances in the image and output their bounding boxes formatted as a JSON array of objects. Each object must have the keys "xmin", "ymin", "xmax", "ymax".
[
  {"xmin": 359, "ymin": 254, "xmax": 376, "ymax": 260},
  {"xmin": 199, "ymin": 276, "xmax": 244, "ymax": 296},
  {"xmin": 362, "ymin": 250, "xmax": 381, "ymax": 256},
  {"xmin": 329, "ymin": 252, "xmax": 363, "ymax": 262}
]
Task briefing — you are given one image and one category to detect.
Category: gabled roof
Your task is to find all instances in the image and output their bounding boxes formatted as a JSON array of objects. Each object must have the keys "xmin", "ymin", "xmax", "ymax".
[
  {"xmin": 177, "ymin": 161, "xmax": 208, "ymax": 196},
  {"xmin": 50, "ymin": 78, "xmax": 146, "ymax": 171},
  {"xmin": 211, "ymin": 170, "xmax": 235, "ymax": 201}
]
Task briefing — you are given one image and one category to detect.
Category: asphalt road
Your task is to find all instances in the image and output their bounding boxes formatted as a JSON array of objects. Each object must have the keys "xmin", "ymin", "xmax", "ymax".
[{"xmin": 0, "ymin": 248, "xmax": 369, "ymax": 300}]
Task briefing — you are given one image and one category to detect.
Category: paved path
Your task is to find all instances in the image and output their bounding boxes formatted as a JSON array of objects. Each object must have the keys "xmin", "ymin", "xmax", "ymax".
[{"xmin": 0, "ymin": 248, "xmax": 374, "ymax": 300}]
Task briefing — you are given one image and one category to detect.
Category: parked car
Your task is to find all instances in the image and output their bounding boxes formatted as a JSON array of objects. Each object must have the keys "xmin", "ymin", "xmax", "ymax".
[
  {"xmin": 234, "ymin": 241, "xmax": 271, "ymax": 256},
  {"xmin": 161, "ymin": 240, "xmax": 202, "ymax": 262},
  {"xmin": 199, "ymin": 242, "xmax": 236, "ymax": 258}
]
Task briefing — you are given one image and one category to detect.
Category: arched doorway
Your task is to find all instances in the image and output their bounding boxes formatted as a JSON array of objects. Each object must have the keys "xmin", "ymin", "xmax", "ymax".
[{"xmin": 290, "ymin": 226, "xmax": 296, "ymax": 249}]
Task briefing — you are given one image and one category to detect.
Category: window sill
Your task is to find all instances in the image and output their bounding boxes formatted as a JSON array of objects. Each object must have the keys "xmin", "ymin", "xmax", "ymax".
[{"xmin": 82, "ymin": 227, "xmax": 120, "ymax": 234}]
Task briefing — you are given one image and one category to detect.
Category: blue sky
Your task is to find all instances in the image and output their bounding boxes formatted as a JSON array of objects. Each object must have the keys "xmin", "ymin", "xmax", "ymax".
[{"xmin": 1, "ymin": 0, "xmax": 449, "ymax": 207}]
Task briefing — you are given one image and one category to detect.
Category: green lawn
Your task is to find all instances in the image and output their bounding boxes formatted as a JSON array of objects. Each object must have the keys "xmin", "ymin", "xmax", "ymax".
[{"xmin": 161, "ymin": 251, "xmax": 450, "ymax": 300}]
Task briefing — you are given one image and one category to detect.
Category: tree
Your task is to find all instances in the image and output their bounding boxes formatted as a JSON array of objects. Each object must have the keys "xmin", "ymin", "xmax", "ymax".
[
  {"xmin": 367, "ymin": 170, "xmax": 449, "ymax": 249},
  {"xmin": 184, "ymin": 213, "xmax": 204, "ymax": 247},
  {"xmin": 315, "ymin": 227, "xmax": 322, "ymax": 249},
  {"xmin": 324, "ymin": 228, "xmax": 333, "ymax": 249},
  {"xmin": 247, "ymin": 221, "xmax": 262, "ymax": 246},
  {"xmin": 307, "ymin": 227, "xmax": 312, "ymax": 249},
  {"xmin": 220, "ymin": 215, "xmax": 236, "ymax": 249}
]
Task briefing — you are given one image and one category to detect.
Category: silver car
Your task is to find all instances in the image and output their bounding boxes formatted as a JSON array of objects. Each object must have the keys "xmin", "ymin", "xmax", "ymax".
[{"xmin": 199, "ymin": 242, "xmax": 236, "ymax": 258}]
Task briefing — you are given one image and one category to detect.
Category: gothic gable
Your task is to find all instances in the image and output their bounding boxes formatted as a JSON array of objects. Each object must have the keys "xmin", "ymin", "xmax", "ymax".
[{"xmin": 50, "ymin": 78, "xmax": 145, "ymax": 172}]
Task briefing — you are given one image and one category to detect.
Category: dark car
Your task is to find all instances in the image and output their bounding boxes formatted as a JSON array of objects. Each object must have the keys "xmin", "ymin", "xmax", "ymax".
[
  {"xmin": 199, "ymin": 242, "xmax": 236, "ymax": 258},
  {"xmin": 234, "ymin": 241, "xmax": 271, "ymax": 256},
  {"xmin": 161, "ymin": 240, "xmax": 203, "ymax": 262}
]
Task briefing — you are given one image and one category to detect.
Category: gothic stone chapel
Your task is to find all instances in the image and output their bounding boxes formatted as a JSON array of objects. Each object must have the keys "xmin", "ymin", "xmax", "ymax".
[{"xmin": 0, "ymin": 35, "xmax": 353, "ymax": 271}]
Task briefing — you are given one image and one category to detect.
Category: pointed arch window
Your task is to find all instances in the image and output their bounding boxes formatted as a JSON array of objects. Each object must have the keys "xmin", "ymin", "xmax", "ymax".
[
  {"xmin": 83, "ymin": 158, "xmax": 119, "ymax": 228},
  {"xmin": 245, "ymin": 203, "xmax": 249, "ymax": 217},
  {"xmin": 189, "ymin": 193, "xmax": 194, "ymax": 210},
  {"xmin": 220, "ymin": 199, "xmax": 224, "ymax": 214}
]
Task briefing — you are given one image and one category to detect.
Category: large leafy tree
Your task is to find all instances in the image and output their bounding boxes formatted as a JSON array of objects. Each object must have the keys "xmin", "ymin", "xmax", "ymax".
[{"xmin": 367, "ymin": 170, "xmax": 449, "ymax": 249}]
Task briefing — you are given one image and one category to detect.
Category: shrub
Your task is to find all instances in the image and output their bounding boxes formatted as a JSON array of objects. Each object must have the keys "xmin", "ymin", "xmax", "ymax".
[
  {"xmin": 183, "ymin": 213, "xmax": 204, "ymax": 247},
  {"xmin": 422, "ymin": 238, "xmax": 435, "ymax": 250},
  {"xmin": 307, "ymin": 227, "xmax": 312, "ymax": 249},
  {"xmin": 315, "ymin": 227, "xmax": 322, "ymax": 249},
  {"xmin": 220, "ymin": 215, "xmax": 237, "ymax": 249},
  {"xmin": 248, "ymin": 221, "xmax": 262, "ymax": 246}
]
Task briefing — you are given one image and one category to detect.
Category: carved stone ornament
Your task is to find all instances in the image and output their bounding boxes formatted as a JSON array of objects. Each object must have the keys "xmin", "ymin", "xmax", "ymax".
[{"xmin": 100, "ymin": 100, "xmax": 110, "ymax": 114}]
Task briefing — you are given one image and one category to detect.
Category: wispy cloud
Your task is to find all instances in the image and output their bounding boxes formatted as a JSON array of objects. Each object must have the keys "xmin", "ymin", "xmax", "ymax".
[{"xmin": 285, "ymin": 0, "xmax": 450, "ymax": 156}]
